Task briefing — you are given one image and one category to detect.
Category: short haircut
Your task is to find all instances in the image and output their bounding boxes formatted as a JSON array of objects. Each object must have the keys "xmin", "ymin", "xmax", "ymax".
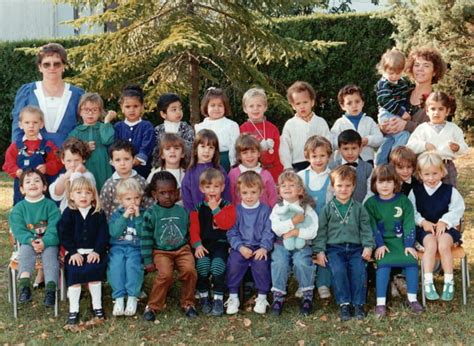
[
  {"xmin": 157, "ymin": 93, "xmax": 182, "ymax": 113},
  {"xmin": 235, "ymin": 134, "xmax": 260, "ymax": 164},
  {"xmin": 36, "ymin": 42, "xmax": 67, "ymax": 65},
  {"xmin": 146, "ymin": 171, "xmax": 178, "ymax": 197},
  {"xmin": 78, "ymin": 92, "xmax": 105, "ymax": 116},
  {"xmin": 200, "ymin": 87, "xmax": 231, "ymax": 117},
  {"xmin": 337, "ymin": 84, "xmax": 365, "ymax": 105},
  {"xmin": 60, "ymin": 137, "xmax": 90, "ymax": 160},
  {"xmin": 116, "ymin": 178, "xmax": 144, "ymax": 200},
  {"xmin": 389, "ymin": 146, "xmax": 417, "ymax": 168},
  {"xmin": 109, "ymin": 139, "xmax": 135, "ymax": 159},
  {"xmin": 67, "ymin": 176, "xmax": 101, "ymax": 213},
  {"xmin": 406, "ymin": 47, "xmax": 446, "ymax": 84},
  {"xmin": 287, "ymin": 81, "xmax": 316, "ymax": 103},
  {"xmin": 242, "ymin": 88, "xmax": 267, "ymax": 106},
  {"xmin": 304, "ymin": 135, "xmax": 332, "ymax": 159},
  {"xmin": 416, "ymin": 151, "xmax": 447, "ymax": 179},
  {"xmin": 156, "ymin": 133, "xmax": 187, "ymax": 169},
  {"xmin": 330, "ymin": 165, "xmax": 357, "ymax": 186},
  {"xmin": 19, "ymin": 105, "xmax": 44, "ymax": 123},
  {"xmin": 120, "ymin": 85, "xmax": 144, "ymax": 104},
  {"xmin": 189, "ymin": 129, "xmax": 220, "ymax": 169},
  {"xmin": 19, "ymin": 168, "xmax": 47, "ymax": 189},
  {"xmin": 377, "ymin": 48, "xmax": 406, "ymax": 74},
  {"xmin": 370, "ymin": 164, "xmax": 401, "ymax": 194},
  {"xmin": 199, "ymin": 167, "xmax": 225, "ymax": 186},
  {"xmin": 237, "ymin": 170, "xmax": 263, "ymax": 192},
  {"xmin": 337, "ymin": 129, "xmax": 362, "ymax": 147}
]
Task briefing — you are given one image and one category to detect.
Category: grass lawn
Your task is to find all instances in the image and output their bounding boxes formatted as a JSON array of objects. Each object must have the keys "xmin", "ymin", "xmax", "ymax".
[{"xmin": 0, "ymin": 152, "xmax": 473, "ymax": 345}]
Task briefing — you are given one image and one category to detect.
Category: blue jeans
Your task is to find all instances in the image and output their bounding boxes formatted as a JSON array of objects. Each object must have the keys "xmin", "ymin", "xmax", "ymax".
[
  {"xmin": 271, "ymin": 244, "xmax": 315, "ymax": 294},
  {"xmin": 326, "ymin": 243, "xmax": 367, "ymax": 305},
  {"xmin": 376, "ymin": 109, "xmax": 410, "ymax": 165},
  {"xmin": 107, "ymin": 243, "xmax": 144, "ymax": 299},
  {"xmin": 376, "ymin": 266, "xmax": 418, "ymax": 298},
  {"xmin": 316, "ymin": 265, "xmax": 332, "ymax": 288}
]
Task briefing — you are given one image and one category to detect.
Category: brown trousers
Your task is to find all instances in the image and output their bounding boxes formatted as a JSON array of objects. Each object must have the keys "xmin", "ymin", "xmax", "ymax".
[{"xmin": 147, "ymin": 244, "xmax": 197, "ymax": 311}]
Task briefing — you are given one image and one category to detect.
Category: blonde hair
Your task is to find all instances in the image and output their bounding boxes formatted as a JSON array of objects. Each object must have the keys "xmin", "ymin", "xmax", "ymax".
[
  {"xmin": 242, "ymin": 88, "xmax": 267, "ymax": 107},
  {"xmin": 330, "ymin": 165, "xmax": 357, "ymax": 186},
  {"xmin": 116, "ymin": 178, "xmax": 144, "ymax": 201},
  {"xmin": 78, "ymin": 92, "xmax": 105, "ymax": 118},
  {"xmin": 377, "ymin": 48, "xmax": 406, "ymax": 74},
  {"xmin": 237, "ymin": 171, "xmax": 263, "ymax": 192},
  {"xmin": 277, "ymin": 169, "xmax": 314, "ymax": 209},
  {"xmin": 67, "ymin": 176, "xmax": 101, "ymax": 213},
  {"xmin": 304, "ymin": 135, "xmax": 332, "ymax": 159},
  {"xmin": 416, "ymin": 151, "xmax": 447, "ymax": 179},
  {"xmin": 19, "ymin": 106, "xmax": 44, "ymax": 123}
]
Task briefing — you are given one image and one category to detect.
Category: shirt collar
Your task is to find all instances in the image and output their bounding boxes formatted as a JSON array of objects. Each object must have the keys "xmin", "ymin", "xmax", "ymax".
[
  {"xmin": 22, "ymin": 133, "xmax": 43, "ymax": 141},
  {"xmin": 124, "ymin": 119, "xmax": 142, "ymax": 126},
  {"xmin": 341, "ymin": 157, "xmax": 359, "ymax": 165},
  {"xmin": 238, "ymin": 164, "xmax": 262, "ymax": 174},
  {"xmin": 423, "ymin": 182, "xmax": 442, "ymax": 195},
  {"xmin": 78, "ymin": 206, "xmax": 92, "ymax": 219},
  {"xmin": 112, "ymin": 169, "xmax": 137, "ymax": 180},
  {"xmin": 242, "ymin": 201, "xmax": 260, "ymax": 209},
  {"xmin": 306, "ymin": 166, "xmax": 330, "ymax": 176},
  {"xmin": 25, "ymin": 195, "xmax": 45, "ymax": 203}
]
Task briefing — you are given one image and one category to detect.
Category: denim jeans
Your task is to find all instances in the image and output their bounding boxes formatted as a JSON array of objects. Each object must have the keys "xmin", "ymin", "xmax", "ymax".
[
  {"xmin": 376, "ymin": 110, "xmax": 410, "ymax": 165},
  {"xmin": 316, "ymin": 265, "xmax": 332, "ymax": 288},
  {"xmin": 326, "ymin": 243, "xmax": 367, "ymax": 305},
  {"xmin": 107, "ymin": 244, "xmax": 144, "ymax": 299},
  {"xmin": 376, "ymin": 266, "xmax": 418, "ymax": 298},
  {"xmin": 271, "ymin": 244, "xmax": 315, "ymax": 294}
]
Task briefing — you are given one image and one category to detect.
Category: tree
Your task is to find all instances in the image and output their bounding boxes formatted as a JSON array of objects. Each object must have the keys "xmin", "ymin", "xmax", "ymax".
[
  {"xmin": 391, "ymin": 0, "xmax": 474, "ymax": 127},
  {"xmin": 56, "ymin": 1, "xmax": 340, "ymax": 123}
]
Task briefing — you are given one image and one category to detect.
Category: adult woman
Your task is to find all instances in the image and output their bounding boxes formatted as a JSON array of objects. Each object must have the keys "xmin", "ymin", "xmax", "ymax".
[{"xmin": 11, "ymin": 43, "xmax": 84, "ymax": 148}]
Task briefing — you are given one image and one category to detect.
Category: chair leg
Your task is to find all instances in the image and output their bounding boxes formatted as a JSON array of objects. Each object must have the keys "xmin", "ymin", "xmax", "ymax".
[
  {"xmin": 60, "ymin": 267, "xmax": 66, "ymax": 301},
  {"xmin": 420, "ymin": 259, "xmax": 426, "ymax": 307},
  {"xmin": 7, "ymin": 267, "xmax": 13, "ymax": 304},
  {"xmin": 54, "ymin": 288, "xmax": 59, "ymax": 317},
  {"xmin": 462, "ymin": 257, "xmax": 467, "ymax": 305},
  {"xmin": 12, "ymin": 268, "xmax": 18, "ymax": 319},
  {"xmin": 466, "ymin": 256, "xmax": 470, "ymax": 288}
]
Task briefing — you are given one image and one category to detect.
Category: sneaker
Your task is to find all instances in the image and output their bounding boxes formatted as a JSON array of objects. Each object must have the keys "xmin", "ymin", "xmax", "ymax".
[
  {"xmin": 390, "ymin": 282, "xmax": 400, "ymax": 298},
  {"xmin": 339, "ymin": 304, "xmax": 351, "ymax": 321},
  {"xmin": 294, "ymin": 288, "xmax": 303, "ymax": 298},
  {"xmin": 353, "ymin": 305, "xmax": 366, "ymax": 320},
  {"xmin": 374, "ymin": 305, "xmax": 386, "ymax": 318},
  {"xmin": 43, "ymin": 290, "xmax": 56, "ymax": 308},
  {"xmin": 225, "ymin": 296, "xmax": 240, "ymax": 315},
  {"xmin": 93, "ymin": 308, "xmax": 105, "ymax": 319},
  {"xmin": 441, "ymin": 282, "xmax": 454, "ymax": 301},
  {"xmin": 185, "ymin": 306, "xmax": 198, "ymax": 318},
  {"xmin": 300, "ymin": 299, "xmax": 313, "ymax": 316},
  {"xmin": 113, "ymin": 297, "xmax": 125, "ymax": 316},
  {"xmin": 19, "ymin": 286, "xmax": 32, "ymax": 304},
  {"xmin": 271, "ymin": 300, "xmax": 284, "ymax": 316},
  {"xmin": 143, "ymin": 306, "xmax": 156, "ymax": 321},
  {"xmin": 200, "ymin": 297, "xmax": 212, "ymax": 314},
  {"xmin": 424, "ymin": 282, "xmax": 440, "ymax": 300},
  {"xmin": 253, "ymin": 297, "xmax": 269, "ymax": 314},
  {"xmin": 407, "ymin": 300, "xmax": 423, "ymax": 314},
  {"xmin": 210, "ymin": 299, "xmax": 224, "ymax": 316},
  {"xmin": 124, "ymin": 297, "xmax": 137, "ymax": 316},
  {"xmin": 394, "ymin": 275, "xmax": 408, "ymax": 296},
  {"xmin": 67, "ymin": 312, "xmax": 80, "ymax": 325},
  {"xmin": 318, "ymin": 286, "xmax": 331, "ymax": 299}
]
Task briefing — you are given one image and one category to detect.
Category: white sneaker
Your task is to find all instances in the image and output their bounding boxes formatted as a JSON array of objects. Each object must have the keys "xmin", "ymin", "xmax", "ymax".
[
  {"xmin": 113, "ymin": 297, "xmax": 125, "ymax": 316},
  {"xmin": 318, "ymin": 286, "xmax": 331, "ymax": 299},
  {"xmin": 225, "ymin": 296, "xmax": 240, "ymax": 315},
  {"xmin": 253, "ymin": 297, "xmax": 269, "ymax": 314},
  {"xmin": 124, "ymin": 296, "xmax": 138, "ymax": 316},
  {"xmin": 295, "ymin": 288, "xmax": 303, "ymax": 298}
]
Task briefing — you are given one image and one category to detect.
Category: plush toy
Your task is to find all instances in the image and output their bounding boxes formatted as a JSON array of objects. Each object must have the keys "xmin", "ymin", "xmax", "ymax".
[{"xmin": 275, "ymin": 203, "xmax": 312, "ymax": 250}]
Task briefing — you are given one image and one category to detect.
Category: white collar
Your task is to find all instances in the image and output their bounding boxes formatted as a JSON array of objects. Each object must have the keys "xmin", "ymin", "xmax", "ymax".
[
  {"xmin": 282, "ymin": 199, "xmax": 301, "ymax": 207},
  {"xmin": 78, "ymin": 206, "xmax": 92, "ymax": 219},
  {"xmin": 341, "ymin": 158, "xmax": 359, "ymax": 165},
  {"xmin": 22, "ymin": 133, "xmax": 43, "ymax": 141},
  {"xmin": 307, "ymin": 166, "xmax": 330, "ymax": 176},
  {"xmin": 423, "ymin": 182, "xmax": 442, "ymax": 196},
  {"xmin": 404, "ymin": 177, "xmax": 412, "ymax": 184},
  {"xmin": 164, "ymin": 120, "xmax": 180, "ymax": 133},
  {"xmin": 203, "ymin": 116, "xmax": 226, "ymax": 123},
  {"xmin": 25, "ymin": 195, "xmax": 45, "ymax": 203},
  {"xmin": 238, "ymin": 164, "xmax": 262, "ymax": 174},
  {"xmin": 295, "ymin": 112, "xmax": 315, "ymax": 122},
  {"xmin": 112, "ymin": 170, "xmax": 137, "ymax": 180},
  {"xmin": 242, "ymin": 201, "xmax": 260, "ymax": 209},
  {"xmin": 124, "ymin": 119, "xmax": 142, "ymax": 126}
]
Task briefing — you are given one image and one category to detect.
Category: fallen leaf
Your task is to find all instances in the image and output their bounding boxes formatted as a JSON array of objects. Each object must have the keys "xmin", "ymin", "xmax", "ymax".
[
  {"xmin": 243, "ymin": 318, "xmax": 252, "ymax": 327},
  {"xmin": 227, "ymin": 335, "xmax": 234, "ymax": 342},
  {"xmin": 154, "ymin": 320, "xmax": 161, "ymax": 325},
  {"xmin": 296, "ymin": 320, "xmax": 307, "ymax": 328},
  {"xmin": 319, "ymin": 315, "xmax": 328, "ymax": 322},
  {"xmin": 427, "ymin": 328, "xmax": 433, "ymax": 334},
  {"xmin": 40, "ymin": 332, "xmax": 48, "ymax": 340}
]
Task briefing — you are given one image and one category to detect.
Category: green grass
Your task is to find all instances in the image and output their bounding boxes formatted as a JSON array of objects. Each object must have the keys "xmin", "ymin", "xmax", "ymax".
[{"xmin": 0, "ymin": 162, "xmax": 473, "ymax": 345}]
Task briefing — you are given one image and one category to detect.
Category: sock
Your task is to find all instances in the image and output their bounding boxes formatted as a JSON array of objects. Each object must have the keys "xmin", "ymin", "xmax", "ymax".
[
  {"xmin": 229, "ymin": 293, "xmax": 239, "ymax": 300},
  {"xmin": 45, "ymin": 281, "xmax": 56, "ymax": 292},
  {"xmin": 424, "ymin": 273, "xmax": 433, "ymax": 284},
  {"xmin": 88, "ymin": 282, "xmax": 102, "ymax": 310},
  {"xmin": 302, "ymin": 289, "xmax": 313, "ymax": 301},
  {"xmin": 273, "ymin": 291, "xmax": 285, "ymax": 302},
  {"xmin": 257, "ymin": 293, "xmax": 267, "ymax": 301},
  {"xmin": 376, "ymin": 297, "xmax": 386, "ymax": 306},
  {"xmin": 214, "ymin": 294, "xmax": 223, "ymax": 301},
  {"xmin": 407, "ymin": 293, "xmax": 417, "ymax": 302},
  {"xmin": 68, "ymin": 286, "xmax": 81, "ymax": 313},
  {"xmin": 340, "ymin": 303, "xmax": 350, "ymax": 306},
  {"xmin": 199, "ymin": 291, "xmax": 209, "ymax": 299},
  {"xmin": 19, "ymin": 277, "xmax": 31, "ymax": 289},
  {"xmin": 444, "ymin": 273, "xmax": 454, "ymax": 283}
]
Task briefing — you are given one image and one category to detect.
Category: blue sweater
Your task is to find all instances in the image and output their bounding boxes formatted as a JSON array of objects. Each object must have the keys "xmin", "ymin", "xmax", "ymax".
[{"xmin": 114, "ymin": 120, "xmax": 156, "ymax": 164}]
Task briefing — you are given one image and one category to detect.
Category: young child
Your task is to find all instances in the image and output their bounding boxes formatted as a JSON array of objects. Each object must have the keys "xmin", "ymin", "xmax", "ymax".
[
  {"xmin": 408, "ymin": 152, "xmax": 465, "ymax": 301},
  {"xmin": 270, "ymin": 170, "xmax": 318, "ymax": 316},
  {"xmin": 364, "ymin": 165, "xmax": 423, "ymax": 317},
  {"xmin": 58, "ymin": 176, "xmax": 109, "ymax": 325},
  {"xmin": 9, "ymin": 169, "xmax": 60, "ymax": 306},
  {"xmin": 329, "ymin": 129, "xmax": 372, "ymax": 203},
  {"xmin": 142, "ymin": 171, "xmax": 198, "ymax": 321},
  {"xmin": 375, "ymin": 48, "xmax": 412, "ymax": 165},
  {"xmin": 49, "ymin": 137, "xmax": 95, "ymax": 212},
  {"xmin": 194, "ymin": 87, "xmax": 240, "ymax": 172},
  {"xmin": 114, "ymin": 85, "xmax": 156, "ymax": 178},
  {"xmin": 226, "ymin": 171, "xmax": 274, "ymax": 315},
  {"xmin": 68, "ymin": 92, "xmax": 115, "ymax": 191},
  {"xmin": 239, "ymin": 88, "xmax": 283, "ymax": 181},
  {"xmin": 190, "ymin": 168, "xmax": 236, "ymax": 316},
  {"xmin": 228, "ymin": 134, "xmax": 277, "ymax": 207},
  {"xmin": 100, "ymin": 140, "xmax": 154, "ymax": 220},
  {"xmin": 297, "ymin": 135, "xmax": 333, "ymax": 299},
  {"xmin": 151, "ymin": 92, "xmax": 194, "ymax": 166},
  {"xmin": 280, "ymin": 81, "xmax": 330, "ymax": 171},
  {"xmin": 331, "ymin": 85, "xmax": 383, "ymax": 165},
  {"xmin": 407, "ymin": 91, "xmax": 468, "ymax": 187},
  {"xmin": 3, "ymin": 106, "xmax": 62, "ymax": 204},
  {"xmin": 314, "ymin": 166, "xmax": 374, "ymax": 321},
  {"xmin": 390, "ymin": 146, "xmax": 420, "ymax": 196},
  {"xmin": 107, "ymin": 178, "xmax": 145, "ymax": 317},
  {"xmin": 181, "ymin": 129, "xmax": 232, "ymax": 211}
]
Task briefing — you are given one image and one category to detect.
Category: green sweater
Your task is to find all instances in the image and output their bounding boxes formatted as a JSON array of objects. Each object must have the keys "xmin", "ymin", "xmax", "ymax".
[
  {"xmin": 9, "ymin": 197, "xmax": 60, "ymax": 247},
  {"xmin": 141, "ymin": 204, "xmax": 189, "ymax": 265},
  {"xmin": 313, "ymin": 197, "xmax": 374, "ymax": 253}
]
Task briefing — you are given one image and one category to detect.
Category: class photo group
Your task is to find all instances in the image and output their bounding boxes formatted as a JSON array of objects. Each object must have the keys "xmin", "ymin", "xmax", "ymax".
[{"xmin": 4, "ymin": 42, "xmax": 468, "ymax": 327}]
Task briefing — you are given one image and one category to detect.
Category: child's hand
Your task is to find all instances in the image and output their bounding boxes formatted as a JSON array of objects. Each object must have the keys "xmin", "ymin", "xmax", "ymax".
[
  {"xmin": 123, "ymin": 205, "xmax": 136, "ymax": 218},
  {"xmin": 194, "ymin": 245, "xmax": 209, "ymax": 259},
  {"xmin": 87, "ymin": 251, "xmax": 100, "ymax": 264},
  {"xmin": 32, "ymin": 239, "xmax": 44, "ymax": 253},
  {"xmin": 104, "ymin": 110, "xmax": 117, "ymax": 123},
  {"xmin": 374, "ymin": 246, "xmax": 389, "ymax": 260},
  {"xmin": 291, "ymin": 213, "xmax": 305, "ymax": 226},
  {"xmin": 425, "ymin": 143, "xmax": 436, "ymax": 151},
  {"xmin": 315, "ymin": 252, "xmax": 328, "ymax": 267},
  {"xmin": 16, "ymin": 169, "xmax": 23, "ymax": 178},
  {"xmin": 144, "ymin": 263, "xmax": 156, "ymax": 273},
  {"xmin": 239, "ymin": 246, "xmax": 253, "ymax": 259},
  {"xmin": 36, "ymin": 164, "xmax": 46, "ymax": 174},
  {"xmin": 405, "ymin": 247, "xmax": 418, "ymax": 259},
  {"xmin": 435, "ymin": 221, "xmax": 448, "ymax": 236},
  {"xmin": 133, "ymin": 157, "xmax": 142, "ymax": 167},
  {"xmin": 401, "ymin": 112, "xmax": 411, "ymax": 121},
  {"xmin": 75, "ymin": 163, "xmax": 86, "ymax": 174},
  {"xmin": 88, "ymin": 141, "xmax": 96, "ymax": 151},
  {"xmin": 449, "ymin": 142, "xmax": 460, "ymax": 153},
  {"xmin": 361, "ymin": 247, "xmax": 373, "ymax": 261},
  {"xmin": 283, "ymin": 228, "xmax": 299, "ymax": 239},
  {"xmin": 421, "ymin": 220, "xmax": 436, "ymax": 233},
  {"xmin": 69, "ymin": 253, "xmax": 84, "ymax": 266},
  {"xmin": 207, "ymin": 196, "xmax": 220, "ymax": 211},
  {"xmin": 361, "ymin": 137, "xmax": 369, "ymax": 148},
  {"xmin": 253, "ymin": 248, "xmax": 268, "ymax": 261}
]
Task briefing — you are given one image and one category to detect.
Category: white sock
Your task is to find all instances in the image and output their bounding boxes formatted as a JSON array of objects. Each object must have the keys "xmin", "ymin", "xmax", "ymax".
[
  {"xmin": 407, "ymin": 293, "xmax": 417, "ymax": 302},
  {"xmin": 214, "ymin": 294, "xmax": 223, "ymax": 301},
  {"xmin": 199, "ymin": 291, "xmax": 209, "ymax": 298},
  {"xmin": 68, "ymin": 286, "xmax": 81, "ymax": 313},
  {"xmin": 257, "ymin": 293, "xmax": 267, "ymax": 301},
  {"xmin": 424, "ymin": 273, "xmax": 433, "ymax": 284},
  {"xmin": 376, "ymin": 297, "xmax": 386, "ymax": 306},
  {"xmin": 229, "ymin": 293, "xmax": 238, "ymax": 300},
  {"xmin": 88, "ymin": 282, "xmax": 102, "ymax": 310},
  {"xmin": 444, "ymin": 273, "xmax": 454, "ymax": 283}
]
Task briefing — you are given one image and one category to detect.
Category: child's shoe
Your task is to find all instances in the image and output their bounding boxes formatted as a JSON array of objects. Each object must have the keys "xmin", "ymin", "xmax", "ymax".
[
  {"xmin": 318, "ymin": 286, "xmax": 331, "ymax": 299},
  {"xmin": 339, "ymin": 304, "xmax": 351, "ymax": 321},
  {"xmin": 113, "ymin": 297, "xmax": 125, "ymax": 316},
  {"xmin": 271, "ymin": 300, "xmax": 284, "ymax": 316},
  {"xmin": 294, "ymin": 288, "xmax": 303, "ymax": 298},
  {"xmin": 441, "ymin": 282, "xmax": 454, "ymax": 301},
  {"xmin": 300, "ymin": 299, "xmax": 313, "ymax": 316},
  {"xmin": 43, "ymin": 290, "xmax": 56, "ymax": 308},
  {"xmin": 407, "ymin": 300, "xmax": 423, "ymax": 314},
  {"xmin": 93, "ymin": 308, "xmax": 105, "ymax": 320},
  {"xmin": 67, "ymin": 312, "xmax": 80, "ymax": 325},
  {"xmin": 19, "ymin": 286, "xmax": 32, "ymax": 304},
  {"xmin": 124, "ymin": 296, "xmax": 137, "ymax": 316},
  {"xmin": 200, "ymin": 297, "xmax": 212, "ymax": 314},
  {"xmin": 143, "ymin": 306, "xmax": 156, "ymax": 321},
  {"xmin": 353, "ymin": 305, "xmax": 366, "ymax": 320},
  {"xmin": 374, "ymin": 305, "xmax": 386, "ymax": 319},
  {"xmin": 253, "ymin": 297, "xmax": 269, "ymax": 314},
  {"xmin": 185, "ymin": 306, "xmax": 198, "ymax": 318},
  {"xmin": 424, "ymin": 282, "xmax": 440, "ymax": 300},
  {"xmin": 210, "ymin": 299, "xmax": 224, "ymax": 316},
  {"xmin": 225, "ymin": 296, "xmax": 240, "ymax": 315}
]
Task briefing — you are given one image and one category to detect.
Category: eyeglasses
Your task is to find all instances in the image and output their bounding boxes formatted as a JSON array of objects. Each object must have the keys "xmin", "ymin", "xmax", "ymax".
[
  {"xmin": 41, "ymin": 61, "xmax": 63, "ymax": 69},
  {"xmin": 81, "ymin": 107, "xmax": 101, "ymax": 114}
]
